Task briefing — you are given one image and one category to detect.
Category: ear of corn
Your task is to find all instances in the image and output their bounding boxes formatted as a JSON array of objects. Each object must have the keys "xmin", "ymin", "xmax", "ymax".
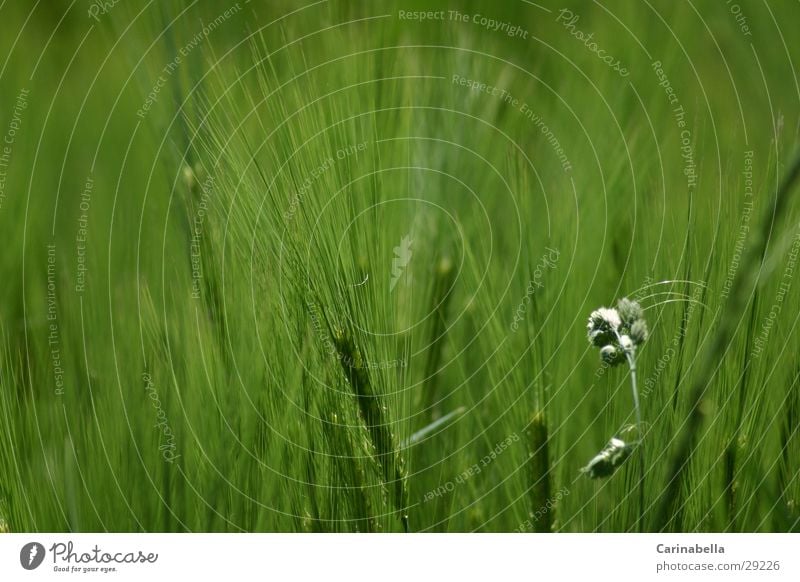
[
  {"xmin": 526, "ymin": 412, "xmax": 552, "ymax": 532},
  {"xmin": 334, "ymin": 330, "xmax": 409, "ymax": 532}
]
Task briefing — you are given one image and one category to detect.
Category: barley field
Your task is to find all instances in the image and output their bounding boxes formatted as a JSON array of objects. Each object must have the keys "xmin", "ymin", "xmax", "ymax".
[{"xmin": 1, "ymin": 0, "xmax": 799, "ymax": 533}]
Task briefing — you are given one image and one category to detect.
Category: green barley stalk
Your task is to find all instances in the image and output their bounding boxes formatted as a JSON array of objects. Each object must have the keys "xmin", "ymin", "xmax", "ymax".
[
  {"xmin": 724, "ymin": 441, "xmax": 736, "ymax": 530},
  {"xmin": 346, "ymin": 437, "xmax": 378, "ymax": 533},
  {"xmin": 614, "ymin": 326, "xmax": 646, "ymax": 531},
  {"xmin": 299, "ymin": 336, "xmax": 323, "ymax": 533},
  {"xmin": 319, "ymin": 404, "xmax": 377, "ymax": 533},
  {"xmin": 421, "ymin": 256, "xmax": 456, "ymax": 423},
  {"xmin": 671, "ymin": 204, "xmax": 694, "ymax": 411},
  {"xmin": 654, "ymin": 152, "xmax": 800, "ymax": 530},
  {"xmin": 526, "ymin": 411, "xmax": 552, "ymax": 532},
  {"xmin": 776, "ymin": 367, "xmax": 799, "ymax": 531},
  {"xmin": 723, "ymin": 294, "xmax": 760, "ymax": 530},
  {"xmin": 334, "ymin": 330, "xmax": 409, "ymax": 532}
]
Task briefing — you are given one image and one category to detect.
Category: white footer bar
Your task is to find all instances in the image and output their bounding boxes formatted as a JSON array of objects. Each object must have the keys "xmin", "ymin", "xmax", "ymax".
[{"xmin": 1, "ymin": 534, "xmax": 796, "ymax": 580}]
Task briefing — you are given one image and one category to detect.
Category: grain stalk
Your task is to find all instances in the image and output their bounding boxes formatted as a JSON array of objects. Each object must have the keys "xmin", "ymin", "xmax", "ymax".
[
  {"xmin": 653, "ymin": 152, "xmax": 800, "ymax": 530},
  {"xmin": 421, "ymin": 257, "xmax": 456, "ymax": 422},
  {"xmin": 671, "ymin": 204, "xmax": 694, "ymax": 411},
  {"xmin": 320, "ymin": 405, "xmax": 377, "ymax": 533},
  {"xmin": 776, "ymin": 367, "xmax": 799, "ymax": 531},
  {"xmin": 334, "ymin": 330, "xmax": 409, "ymax": 532},
  {"xmin": 526, "ymin": 411, "xmax": 553, "ymax": 532}
]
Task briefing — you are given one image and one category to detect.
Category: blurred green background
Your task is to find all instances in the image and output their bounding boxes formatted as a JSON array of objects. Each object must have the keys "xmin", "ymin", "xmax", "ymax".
[{"xmin": 1, "ymin": 0, "xmax": 799, "ymax": 532}]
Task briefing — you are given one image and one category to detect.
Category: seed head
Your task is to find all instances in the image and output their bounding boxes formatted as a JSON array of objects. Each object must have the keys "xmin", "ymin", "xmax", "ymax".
[
  {"xmin": 588, "ymin": 328, "xmax": 609, "ymax": 348},
  {"xmin": 616, "ymin": 297, "xmax": 643, "ymax": 327},
  {"xmin": 600, "ymin": 344, "xmax": 625, "ymax": 366},
  {"xmin": 587, "ymin": 307, "xmax": 621, "ymax": 346},
  {"xmin": 591, "ymin": 307, "xmax": 622, "ymax": 330},
  {"xmin": 587, "ymin": 299, "xmax": 647, "ymax": 364},
  {"xmin": 630, "ymin": 319, "xmax": 648, "ymax": 345}
]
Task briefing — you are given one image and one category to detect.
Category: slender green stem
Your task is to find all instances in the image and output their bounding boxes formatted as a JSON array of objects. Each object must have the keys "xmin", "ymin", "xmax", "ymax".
[
  {"xmin": 628, "ymin": 352, "xmax": 641, "ymax": 432},
  {"xmin": 614, "ymin": 330, "xmax": 642, "ymax": 432},
  {"xmin": 615, "ymin": 332, "xmax": 645, "ymax": 531},
  {"xmin": 654, "ymin": 151, "xmax": 800, "ymax": 531}
]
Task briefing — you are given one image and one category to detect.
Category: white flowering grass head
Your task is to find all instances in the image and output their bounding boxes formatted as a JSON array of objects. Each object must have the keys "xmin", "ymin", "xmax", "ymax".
[
  {"xmin": 583, "ymin": 297, "xmax": 648, "ymax": 478},
  {"xmin": 587, "ymin": 298, "xmax": 647, "ymax": 367},
  {"xmin": 630, "ymin": 319, "xmax": 648, "ymax": 344},
  {"xmin": 581, "ymin": 437, "xmax": 634, "ymax": 479},
  {"xmin": 587, "ymin": 307, "xmax": 621, "ymax": 347},
  {"xmin": 599, "ymin": 344, "xmax": 625, "ymax": 366}
]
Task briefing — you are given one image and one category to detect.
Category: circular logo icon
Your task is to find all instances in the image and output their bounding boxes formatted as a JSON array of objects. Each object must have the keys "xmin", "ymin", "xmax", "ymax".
[{"xmin": 20, "ymin": 542, "xmax": 46, "ymax": 570}]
